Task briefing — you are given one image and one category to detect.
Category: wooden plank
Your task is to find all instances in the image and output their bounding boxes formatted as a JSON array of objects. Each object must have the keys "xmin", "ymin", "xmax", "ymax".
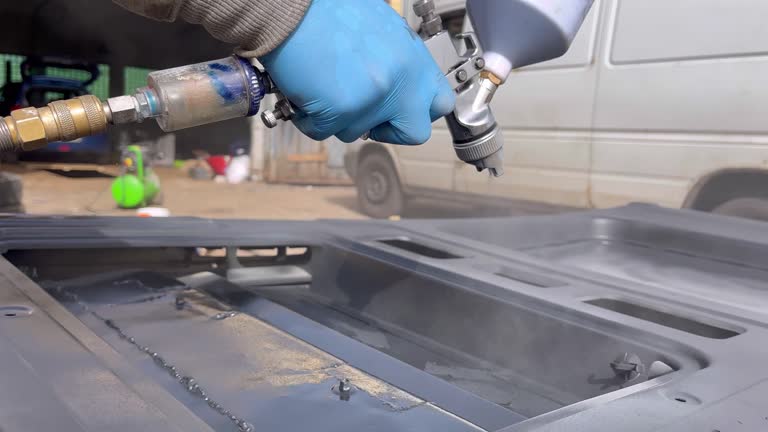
[
  {"xmin": 20, "ymin": 162, "xmax": 121, "ymax": 176},
  {"xmin": 267, "ymin": 178, "xmax": 353, "ymax": 186},
  {"xmin": 285, "ymin": 153, "xmax": 328, "ymax": 163}
]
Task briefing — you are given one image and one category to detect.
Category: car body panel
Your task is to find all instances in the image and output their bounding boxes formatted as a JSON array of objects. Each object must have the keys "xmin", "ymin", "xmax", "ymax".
[{"xmin": 1, "ymin": 205, "xmax": 767, "ymax": 431}]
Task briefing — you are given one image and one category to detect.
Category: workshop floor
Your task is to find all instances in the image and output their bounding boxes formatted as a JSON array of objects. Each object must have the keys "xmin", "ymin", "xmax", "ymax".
[{"xmin": 8, "ymin": 165, "xmax": 569, "ymax": 220}]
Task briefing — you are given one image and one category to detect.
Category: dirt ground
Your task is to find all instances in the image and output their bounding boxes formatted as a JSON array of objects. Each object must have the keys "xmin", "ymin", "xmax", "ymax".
[
  {"xmin": 6, "ymin": 164, "xmax": 569, "ymax": 220},
  {"xmin": 12, "ymin": 166, "xmax": 367, "ymax": 220}
]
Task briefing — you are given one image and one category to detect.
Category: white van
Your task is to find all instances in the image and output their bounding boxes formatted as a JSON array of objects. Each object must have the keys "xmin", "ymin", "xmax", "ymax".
[{"xmin": 346, "ymin": 0, "xmax": 768, "ymax": 219}]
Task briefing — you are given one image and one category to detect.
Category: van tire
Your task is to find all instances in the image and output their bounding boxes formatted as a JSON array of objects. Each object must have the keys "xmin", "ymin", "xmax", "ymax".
[
  {"xmin": 356, "ymin": 152, "xmax": 404, "ymax": 219},
  {"xmin": 712, "ymin": 198, "xmax": 768, "ymax": 222},
  {"xmin": 686, "ymin": 170, "xmax": 768, "ymax": 222}
]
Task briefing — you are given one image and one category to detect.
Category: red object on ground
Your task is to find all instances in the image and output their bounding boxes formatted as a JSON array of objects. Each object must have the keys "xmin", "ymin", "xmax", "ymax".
[{"xmin": 206, "ymin": 156, "xmax": 229, "ymax": 176}]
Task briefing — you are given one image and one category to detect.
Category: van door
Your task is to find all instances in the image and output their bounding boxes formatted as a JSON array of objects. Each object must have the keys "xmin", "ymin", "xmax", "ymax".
[
  {"xmin": 393, "ymin": 132, "xmax": 460, "ymax": 193},
  {"xmin": 591, "ymin": 0, "xmax": 768, "ymax": 208},
  {"xmin": 474, "ymin": 1, "xmax": 603, "ymax": 206}
]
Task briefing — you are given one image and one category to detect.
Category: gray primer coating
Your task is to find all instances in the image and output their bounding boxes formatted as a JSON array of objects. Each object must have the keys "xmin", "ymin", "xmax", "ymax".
[{"xmin": 0, "ymin": 204, "xmax": 766, "ymax": 431}]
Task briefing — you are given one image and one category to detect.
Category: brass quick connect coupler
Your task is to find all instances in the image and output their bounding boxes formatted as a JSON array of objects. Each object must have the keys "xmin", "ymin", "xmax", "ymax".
[{"xmin": 0, "ymin": 95, "xmax": 109, "ymax": 152}]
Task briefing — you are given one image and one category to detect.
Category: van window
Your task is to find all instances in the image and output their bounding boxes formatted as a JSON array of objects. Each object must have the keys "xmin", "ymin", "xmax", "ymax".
[{"xmin": 611, "ymin": 0, "xmax": 768, "ymax": 65}]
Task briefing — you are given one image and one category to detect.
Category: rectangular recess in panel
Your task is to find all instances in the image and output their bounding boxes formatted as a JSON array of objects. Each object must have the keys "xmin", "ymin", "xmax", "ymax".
[
  {"xmin": 378, "ymin": 239, "xmax": 463, "ymax": 259},
  {"xmin": 495, "ymin": 266, "xmax": 567, "ymax": 288},
  {"xmin": 585, "ymin": 298, "xmax": 741, "ymax": 339}
]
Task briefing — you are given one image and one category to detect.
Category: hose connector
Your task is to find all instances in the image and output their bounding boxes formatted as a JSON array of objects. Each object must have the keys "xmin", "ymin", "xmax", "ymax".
[{"xmin": 0, "ymin": 95, "xmax": 108, "ymax": 152}]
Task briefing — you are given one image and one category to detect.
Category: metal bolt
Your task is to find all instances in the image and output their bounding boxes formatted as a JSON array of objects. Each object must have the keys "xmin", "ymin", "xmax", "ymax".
[
  {"xmin": 413, "ymin": 0, "xmax": 441, "ymax": 37},
  {"xmin": 261, "ymin": 110, "xmax": 279, "ymax": 128},
  {"xmin": 474, "ymin": 57, "xmax": 486, "ymax": 70},
  {"xmin": 339, "ymin": 380, "xmax": 351, "ymax": 393},
  {"xmin": 413, "ymin": 0, "xmax": 435, "ymax": 17},
  {"xmin": 336, "ymin": 378, "xmax": 353, "ymax": 401},
  {"xmin": 456, "ymin": 70, "xmax": 469, "ymax": 83},
  {"xmin": 275, "ymin": 98, "xmax": 295, "ymax": 120},
  {"xmin": 610, "ymin": 353, "xmax": 645, "ymax": 382}
]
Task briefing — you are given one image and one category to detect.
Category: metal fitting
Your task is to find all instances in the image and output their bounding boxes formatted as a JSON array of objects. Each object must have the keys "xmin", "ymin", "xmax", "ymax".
[
  {"xmin": 10, "ymin": 108, "xmax": 48, "ymax": 150},
  {"xmin": 412, "ymin": 0, "xmax": 434, "ymax": 16},
  {"xmin": 133, "ymin": 90, "xmax": 155, "ymax": 121},
  {"xmin": 474, "ymin": 57, "xmax": 486, "ymax": 70},
  {"xmin": 480, "ymin": 70, "xmax": 503, "ymax": 86},
  {"xmin": 0, "ymin": 95, "xmax": 108, "ymax": 152},
  {"xmin": 261, "ymin": 96, "xmax": 296, "ymax": 129},
  {"xmin": 456, "ymin": 70, "xmax": 469, "ymax": 83},
  {"xmin": 107, "ymin": 96, "xmax": 140, "ymax": 125},
  {"xmin": 261, "ymin": 110, "xmax": 279, "ymax": 129},
  {"xmin": 332, "ymin": 378, "xmax": 354, "ymax": 401},
  {"xmin": 413, "ymin": 0, "xmax": 443, "ymax": 37},
  {"xmin": 610, "ymin": 353, "xmax": 645, "ymax": 383},
  {"xmin": 422, "ymin": 18, "xmax": 443, "ymax": 38},
  {"xmin": 0, "ymin": 119, "xmax": 15, "ymax": 152}
]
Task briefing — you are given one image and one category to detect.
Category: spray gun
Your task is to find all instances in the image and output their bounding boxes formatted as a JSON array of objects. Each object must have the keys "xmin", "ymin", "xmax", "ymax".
[
  {"xmin": 411, "ymin": 0, "xmax": 505, "ymax": 176},
  {"xmin": 0, "ymin": 0, "xmax": 594, "ymax": 178}
]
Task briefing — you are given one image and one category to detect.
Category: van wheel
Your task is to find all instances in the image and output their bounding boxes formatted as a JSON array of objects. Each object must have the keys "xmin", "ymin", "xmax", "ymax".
[
  {"xmin": 356, "ymin": 152, "xmax": 404, "ymax": 219},
  {"xmin": 712, "ymin": 198, "xmax": 768, "ymax": 222}
]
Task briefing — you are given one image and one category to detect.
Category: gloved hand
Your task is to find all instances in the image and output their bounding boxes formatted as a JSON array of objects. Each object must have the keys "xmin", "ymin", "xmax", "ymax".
[{"xmin": 260, "ymin": 0, "xmax": 455, "ymax": 145}]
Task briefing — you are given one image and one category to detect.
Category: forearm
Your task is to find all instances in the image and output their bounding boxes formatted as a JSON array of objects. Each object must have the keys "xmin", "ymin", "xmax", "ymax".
[{"xmin": 113, "ymin": 0, "xmax": 311, "ymax": 57}]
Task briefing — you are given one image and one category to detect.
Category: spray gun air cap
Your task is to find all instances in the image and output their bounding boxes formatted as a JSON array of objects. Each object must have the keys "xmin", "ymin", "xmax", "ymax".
[{"xmin": 453, "ymin": 124, "xmax": 505, "ymax": 177}]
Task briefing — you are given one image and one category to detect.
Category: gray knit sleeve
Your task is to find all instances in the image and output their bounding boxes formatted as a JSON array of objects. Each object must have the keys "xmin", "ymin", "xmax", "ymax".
[{"xmin": 113, "ymin": 0, "xmax": 311, "ymax": 57}]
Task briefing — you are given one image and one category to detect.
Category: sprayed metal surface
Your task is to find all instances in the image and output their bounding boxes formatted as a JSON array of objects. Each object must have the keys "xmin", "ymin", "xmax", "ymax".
[
  {"xmin": 43, "ymin": 271, "xmax": 471, "ymax": 432},
  {"xmin": 6, "ymin": 205, "xmax": 768, "ymax": 432},
  {"xmin": 54, "ymin": 286, "xmax": 255, "ymax": 432}
]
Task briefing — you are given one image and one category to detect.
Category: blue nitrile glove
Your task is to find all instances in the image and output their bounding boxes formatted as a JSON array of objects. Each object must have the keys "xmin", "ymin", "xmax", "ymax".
[{"xmin": 260, "ymin": 0, "xmax": 455, "ymax": 145}]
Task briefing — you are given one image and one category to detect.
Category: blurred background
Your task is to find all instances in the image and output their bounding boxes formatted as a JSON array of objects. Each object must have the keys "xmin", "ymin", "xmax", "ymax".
[{"xmin": 0, "ymin": 0, "xmax": 766, "ymax": 222}]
